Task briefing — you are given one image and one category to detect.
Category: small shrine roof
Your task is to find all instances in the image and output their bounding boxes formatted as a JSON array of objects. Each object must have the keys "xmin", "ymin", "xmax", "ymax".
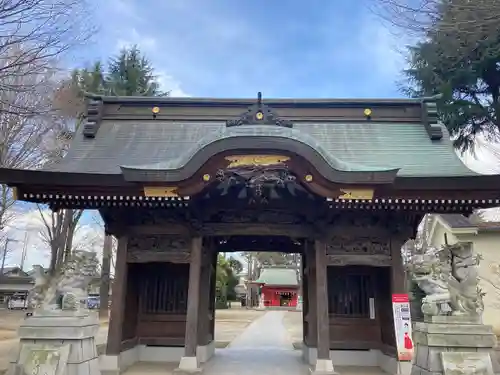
[
  {"xmin": 439, "ymin": 214, "xmax": 500, "ymax": 232},
  {"xmin": 254, "ymin": 267, "xmax": 299, "ymax": 287}
]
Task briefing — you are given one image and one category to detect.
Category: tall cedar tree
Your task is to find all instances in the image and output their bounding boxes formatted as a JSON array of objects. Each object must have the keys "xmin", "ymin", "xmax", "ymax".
[
  {"xmin": 68, "ymin": 46, "xmax": 166, "ymax": 316},
  {"xmin": 106, "ymin": 46, "xmax": 167, "ymax": 96},
  {"xmin": 403, "ymin": 2, "xmax": 500, "ymax": 153}
]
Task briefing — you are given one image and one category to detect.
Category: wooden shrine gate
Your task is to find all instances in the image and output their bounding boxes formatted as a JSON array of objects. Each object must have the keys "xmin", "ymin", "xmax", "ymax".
[
  {"xmin": 2, "ymin": 93, "xmax": 500, "ymax": 374},
  {"xmin": 102, "ymin": 208, "xmax": 412, "ymax": 372}
]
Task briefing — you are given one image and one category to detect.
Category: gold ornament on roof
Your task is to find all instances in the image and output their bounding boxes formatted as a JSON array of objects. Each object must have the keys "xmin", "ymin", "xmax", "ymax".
[
  {"xmin": 363, "ymin": 108, "xmax": 372, "ymax": 117},
  {"xmin": 143, "ymin": 186, "xmax": 179, "ymax": 197},
  {"xmin": 152, "ymin": 106, "xmax": 160, "ymax": 114},
  {"xmin": 255, "ymin": 111, "xmax": 264, "ymax": 120},
  {"xmin": 338, "ymin": 188, "xmax": 374, "ymax": 200},
  {"xmin": 225, "ymin": 155, "xmax": 290, "ymax": 168}
]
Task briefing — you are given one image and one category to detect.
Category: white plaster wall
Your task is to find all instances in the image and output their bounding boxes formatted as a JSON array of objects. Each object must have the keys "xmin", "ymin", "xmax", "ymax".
[
  {"xmin": 430, "ymin": 224, "xmax": 459, "ymax": 249},
  {"xmin": 469, "ymin": 233, "xmax": 500, "ymax": 333}
]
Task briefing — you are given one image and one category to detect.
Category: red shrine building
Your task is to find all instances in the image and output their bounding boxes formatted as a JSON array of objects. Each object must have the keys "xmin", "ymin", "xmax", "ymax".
[{"xmin": 254, "ymin": 267, "xmax": 299, "ymax": 308}]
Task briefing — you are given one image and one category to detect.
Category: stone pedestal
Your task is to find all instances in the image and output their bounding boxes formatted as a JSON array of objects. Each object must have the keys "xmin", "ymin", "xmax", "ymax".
[
  {"xmin": 174, "ymin": 356, "xmax": 201, "ymax": 374},
  {"xmin": 7, "ymin": 309, "xmax": 101, "ymax": 375},
  {"xmin": 310, "ymin": 358, "xmax": 338, "ymax": 375},
  {"xmin": 411, "ymin": 316, "xmax": 498, "ymax": 375}
]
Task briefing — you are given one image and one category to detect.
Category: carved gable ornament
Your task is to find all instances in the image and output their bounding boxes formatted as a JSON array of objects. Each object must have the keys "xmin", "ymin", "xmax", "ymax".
[{"xmin": 226, "ymin": 92, "xmax": 293, "ymax": 128}]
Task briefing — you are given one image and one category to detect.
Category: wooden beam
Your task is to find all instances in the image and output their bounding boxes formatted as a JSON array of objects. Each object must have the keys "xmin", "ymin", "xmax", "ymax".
[
  {"xmin": 327, "ymin": 254, "xmax": 391, "ymax": 266},
  {"xmin": 106, "ymin": 236, "xmax": 128, "ymax": 355},
  {"xmin": 128, "ymin": 223, "xmax": 314, "ymax": 237},
  {"xmin": 127, "ymin": 223, "xmax": 191, "ymax": 235},
  {"xmin": 184, "ymin": 237, "xmax": 203, "ymax": 358},
  {"xmin": 127, "ymin": 250, "xmax": 190, "ymax": 263},
  {"xmin": 314, "ymin": 240, "xmax": 331, "ymax": 361}
]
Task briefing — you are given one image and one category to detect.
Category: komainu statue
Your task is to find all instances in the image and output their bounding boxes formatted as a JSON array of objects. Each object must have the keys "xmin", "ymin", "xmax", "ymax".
[
  {"xmin": 447, "ymin": 243, "xmax": 484, "ymax": 315},
  {"xmin": 29, "ymin": 250, "xmax": 99, "ymax": 311},
  {"xmin": 411, "ymin": 242, "xmax": 484, "ymax": 317},
  {"xmin": 411, "ymin": 251, "xmax": 452, "ymax": 316}
]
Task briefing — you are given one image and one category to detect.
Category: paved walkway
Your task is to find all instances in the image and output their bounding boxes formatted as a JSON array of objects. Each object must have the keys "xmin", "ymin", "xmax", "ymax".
[
  {"xmin": 203, "ymin": 310, "xmax": 307, "ymax": 375},
  {"xmin": 122, "ymin": 311, "xmax": 388, "ymax": 374}
]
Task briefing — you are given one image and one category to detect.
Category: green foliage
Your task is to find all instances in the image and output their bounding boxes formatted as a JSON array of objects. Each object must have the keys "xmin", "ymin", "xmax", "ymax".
[
  {"xmin": 243, "ymin": 252, "xmax": 298, "ymax": 267},
  {"xmin": 227, "ymin": 256, "xmax": 243, "ymax": 274},
  {"xmin": 216, "ymin": 254, "xmax": 239, "ymax": 303},
  {"xmin": 71, "ymin": 45, "xmax": 167, "ymax": 99},
  {"xmin": 71, "ymin": 61, "xmax": 106, "ymax": 94},
  {"xmin": 106, "ymin": 45, "xmax": 168, "ymax": 96},
  {"xmin": 403, "ymin": 3, "xmax": 500, "ymax": 153}
]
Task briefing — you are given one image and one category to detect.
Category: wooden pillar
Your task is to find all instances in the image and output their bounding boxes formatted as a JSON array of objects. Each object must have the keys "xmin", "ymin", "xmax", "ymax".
[
  {"xmin": 197, "ymin": 244, "xmax": 212, "ymax": 346},
  {"xmin": 305, "ymin": 241, "xmax": 317, "ymax": 348},
  {"xmin": 106, "ymin": 235, "xmax": 128, "ymax": 355},
  {"xmin": 310, "ymin": 240, "xmax": 336, "ymax": 374},
  {"xmin": 183, "ymin": 237, "xmax": 203, "ymax": 359},
  {"xmin": 208, "ymin": 250, "xmax": 217, "ymax": 341},
  {"xmin": 390, "ymin": 237, "xmax": 406, "ymax": 294},
  {"xmin": 314, "ymin": 240, "xmax": 330, "ymax": 360},
  {"xmin": 302, "ymin": 250, "xmax": 308, "ymax": 344}
]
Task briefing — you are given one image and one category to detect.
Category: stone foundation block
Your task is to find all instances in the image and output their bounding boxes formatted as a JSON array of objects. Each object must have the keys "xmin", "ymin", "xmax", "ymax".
[
  {"xmin": 8, "ymin": 310, "xmax": 101, "ymax": 375},
  {"xmin": 174, "ymin": 356, "xmax": 202, "ymax": 374},
  {"xmin": 411, "ymin": 320, "xmax": 497, "ymax": 375},
  {"xmin": 310, "ymin": 358, "xmax": 338, "ymax": 375}
]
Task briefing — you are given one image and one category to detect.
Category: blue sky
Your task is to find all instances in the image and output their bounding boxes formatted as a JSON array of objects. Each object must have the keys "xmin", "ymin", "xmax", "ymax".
[
  {"xmin": 6, "ymin": 0, "xmax": 500, "ymax": 268},
  {"xmin": 2, "ymin": 1, "xmax": 430, "ymax": 268},
  {"xmin": 72, "ymin": 0, "xmax": 408, "ymax": 99},
  {"xmin": 7, "ymin": 1, "xmax": 500, "ymax": 270}
]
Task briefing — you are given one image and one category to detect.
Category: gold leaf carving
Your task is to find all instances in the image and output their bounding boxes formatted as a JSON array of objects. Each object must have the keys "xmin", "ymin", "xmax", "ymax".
[
  {"xmin": 144, "ymin": 186, "xmax": 179, "ymax": 197},
  {"xmin": 338, "ymin": 188, "xmax": 374, "ymax": 200},
  {"xmin": 225, "ymin": 155, "xmax": 290, "ymax": 168}
]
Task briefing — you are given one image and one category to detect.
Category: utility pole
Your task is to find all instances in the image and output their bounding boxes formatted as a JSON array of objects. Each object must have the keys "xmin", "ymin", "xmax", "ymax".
[{"xmin": 20, "ymin": 233, "xmax": 28, "ymax": 272}]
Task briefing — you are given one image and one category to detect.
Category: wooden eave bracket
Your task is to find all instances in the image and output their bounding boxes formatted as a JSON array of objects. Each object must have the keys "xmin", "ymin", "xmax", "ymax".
[
  {"xmin": 82, "ymin": 98, "xmax": 104, "ymax": 138},
  {"xmin": 421, "ymin": 99, "xmax": 443, "ymax": 141}
]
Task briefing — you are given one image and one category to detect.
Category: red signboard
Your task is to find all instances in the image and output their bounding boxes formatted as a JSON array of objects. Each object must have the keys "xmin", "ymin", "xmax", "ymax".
[{"xmin": 392, "ymin": 293, "xmax": 413, "ymax": 361}]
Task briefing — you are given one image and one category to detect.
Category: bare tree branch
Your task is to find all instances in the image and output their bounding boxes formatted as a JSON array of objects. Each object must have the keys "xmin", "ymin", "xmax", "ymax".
[
  {"xmin": 0, "ymin": 0, "xmax": 96, "ymax": 115},
  {"xmin": 0, "ymin": 48, "xmax": 65, "ymax": 239},
  {"xmin": 370, "ymin": 0, "xmax": 500, "ymax": 62}
]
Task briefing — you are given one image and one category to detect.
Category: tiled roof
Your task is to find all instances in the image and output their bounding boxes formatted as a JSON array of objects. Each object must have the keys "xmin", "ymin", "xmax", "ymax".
[
  {"xmin": 477, "ymin": 222, "xmax": 500, "ymax": 231},
  {"xmin": 438, "ymin": 214, "xmax": 500, "ymax": 232},
  {"xmin": 438, "ymin": 214, "xmax": 475, "ymax": 229},
  {"xmin": 47, "ymin": 119, "xmax": 475, "ymax": 178},
  {"xmin": 254, "ymin": 267, "xmax": 298, "ymax": 286}
]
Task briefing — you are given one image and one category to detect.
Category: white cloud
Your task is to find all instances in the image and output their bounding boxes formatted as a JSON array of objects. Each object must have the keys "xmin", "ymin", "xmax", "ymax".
[
  {"xmin": 115, "ymin": 28, "xmax": 158, "ymax": 51},
  {"xmin": 107, "ymin": 0, "xmax": 141, "ymax": 21},
  {"xmin": 458, "ymin": 137, "xmax": 500, "ymax": 221},
  {"xmin": 3, "ymin": 208, "xmax": 104, "ymax": 270},
  {"xmin": 460, "ymin": 137, "xmax": 500, "ymax": 175},
  {"xmin": 156, "ymin": 71, "xmax": 190, "ymax": 97},
  {"xmin": 114, "ymin": 29, "xmax": 190, "ymax": 97}
]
